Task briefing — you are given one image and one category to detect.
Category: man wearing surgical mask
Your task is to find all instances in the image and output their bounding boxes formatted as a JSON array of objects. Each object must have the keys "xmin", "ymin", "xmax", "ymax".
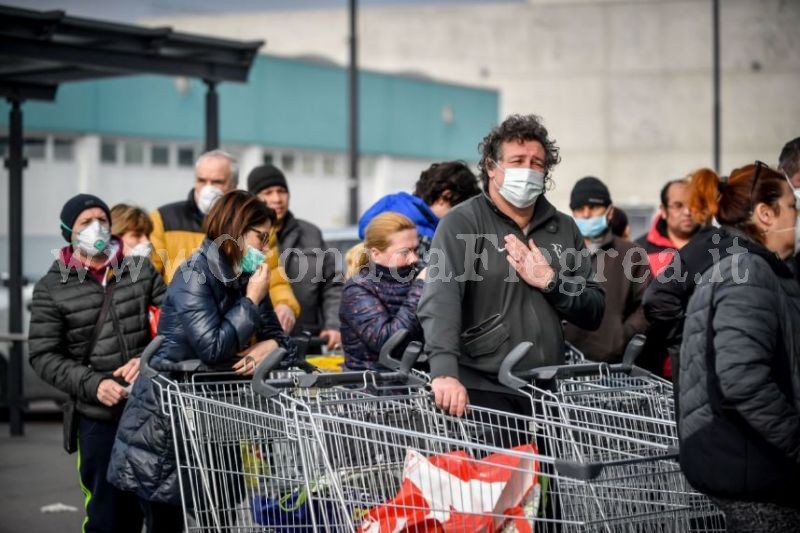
[
  {"xmin": 563, "ymin": 176, "xmax": 650, "ymax": 363},
  {"xmin": 29, "ymin": 194, "xmax": 166, "ymax": 533},
  {"xmin": 149, "ymin": 149, "xmax": 300, "ymax": 332},
  {"xmin": 418, "ymin": 114, "xmax": 605, "ymax": 417}
]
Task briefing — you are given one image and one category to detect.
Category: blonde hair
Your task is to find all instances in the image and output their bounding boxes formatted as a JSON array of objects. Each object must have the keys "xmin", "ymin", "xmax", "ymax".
[
  {"xmin": 111, "ymin": 204, "xmax": 153, "ymax": 237},
  {"xmin": 345, "ymin": 243, "xmax": 368, "ymax": 279},
  {"xmin": 351, "ymin": 212, "xmax": 416, "ymax": 273}
]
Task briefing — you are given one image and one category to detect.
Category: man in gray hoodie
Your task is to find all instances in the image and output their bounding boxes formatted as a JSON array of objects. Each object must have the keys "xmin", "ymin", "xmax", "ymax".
[{"xmin": 417, "ymin": 114, "xmax": 605, "ymax": 416}]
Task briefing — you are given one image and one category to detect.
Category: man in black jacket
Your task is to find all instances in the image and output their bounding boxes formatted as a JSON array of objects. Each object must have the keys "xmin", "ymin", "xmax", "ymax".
[
  {"xmin": 29, "ymin": 194, "xmax": 166, "ymax": 533},
  {"xmin": 779, "ymin": 136, "xmax": 800, "ymax": 280},
  {"xmin": 417, "ymin": 114, "xmax": 605, "ymax": 416},
  {"xmin": 248, "ymin": 164, "xmax": 344, "ymax": 350}
]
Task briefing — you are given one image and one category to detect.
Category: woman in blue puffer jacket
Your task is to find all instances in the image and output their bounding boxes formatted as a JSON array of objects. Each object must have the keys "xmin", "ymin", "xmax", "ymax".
[
  {"xmin": 340, "ymin": 212, "xmax": 425, "ymax": 371},
  {"xmin": 107, "ymin": 191, "xmax": 297, "ymax": 532}
]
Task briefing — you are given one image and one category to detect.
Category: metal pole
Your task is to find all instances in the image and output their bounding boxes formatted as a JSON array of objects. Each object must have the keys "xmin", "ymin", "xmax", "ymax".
[
  {"xmin": 712, "ymin": 0, "xmax": 720, "ymax": 173},
  {"xmin": 6, "ymin": 98, "xmax": 26, "ymax": 436},
  {"xmin": 347, "ymin": 0, "xmax": 359, "ymax": 225},
  {"xmin": 204, "ymin": 80, "xmax": 219, "ymax": 152}
]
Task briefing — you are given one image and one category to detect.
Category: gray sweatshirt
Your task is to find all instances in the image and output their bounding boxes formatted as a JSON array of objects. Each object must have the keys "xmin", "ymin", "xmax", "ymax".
[{"xmin": 417, "ymin": 194, "xmax": 605, "ymax": 392}]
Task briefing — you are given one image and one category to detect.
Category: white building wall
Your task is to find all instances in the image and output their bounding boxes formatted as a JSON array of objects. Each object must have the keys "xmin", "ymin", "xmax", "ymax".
[
  {"xmin": 142, "ymin": 0, "xmax": 800, "ymax": 218},
  {"xmin": 0, "ymin": 132, "xmax": 443, "ymax": 276}
]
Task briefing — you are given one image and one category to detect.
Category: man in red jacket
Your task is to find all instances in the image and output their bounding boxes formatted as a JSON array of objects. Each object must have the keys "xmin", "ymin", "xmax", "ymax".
[
  {"xmin": 636, "ymin": 178, "xmax": 699, "ymax": 275},
  {"xmin": 635, "ymin": 178, "xmax": 699, "ymax": 377}
]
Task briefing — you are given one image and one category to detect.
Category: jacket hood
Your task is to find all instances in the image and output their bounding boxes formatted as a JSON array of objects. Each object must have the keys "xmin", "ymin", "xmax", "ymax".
[
  {"xmin": 358, "ymin": 192, "xmax": 438, "ymax": 240},
  {"xmin": 645, "ymin": 216, "xmax": 675, "ymax": 249}
]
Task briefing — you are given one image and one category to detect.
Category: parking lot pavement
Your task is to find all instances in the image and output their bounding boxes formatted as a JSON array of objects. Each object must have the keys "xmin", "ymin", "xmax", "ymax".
[{"xmin": 0, "ymin": 419, "xmax": 84, "ymax": 533}]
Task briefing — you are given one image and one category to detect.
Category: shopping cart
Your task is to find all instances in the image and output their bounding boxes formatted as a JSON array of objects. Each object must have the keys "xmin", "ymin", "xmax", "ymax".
[
  {"xmin": 497, "ymin": 342, "xmax": 724, "ymax": 531},
  {"xmin": 143, "ymin": 331, "xmax": 426, "ymax": 532},
  {"xmin": 246, "ymin": 351, "xmax": 723, "ymax": 532},
  {"xmin": 501, "ymin": 337, "xmax": 674, "ymax": 425}
]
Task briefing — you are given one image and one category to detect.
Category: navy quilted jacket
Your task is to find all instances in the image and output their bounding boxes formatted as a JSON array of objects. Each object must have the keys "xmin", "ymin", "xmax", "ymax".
[
  {"xmin": 339, "ymin": 263, "xmax": 424, "ymax": 370},
  {"xmin": 107, "ymin": 239, "xmax": 297, "ymax": 504}
]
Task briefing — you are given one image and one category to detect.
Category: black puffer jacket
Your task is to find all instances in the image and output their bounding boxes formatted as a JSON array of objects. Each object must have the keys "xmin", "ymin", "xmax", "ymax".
[
  {"xmin": 107, "ymin": 239, "xmax": 297, "ymax": 504},
  {"xmin": 28, "ymin": 247, "xmax": 166, "ymax": 421},
  {"xmin": 643, "ymin": 226, "xmax": 733, "ymax": 387},
  {"xmin": 277, "ymin": 211, "xmax": 343, "ymax": 335},
  {"xmin": 679, "ymin": 236, "xmax": 800, "ymax": 507}
]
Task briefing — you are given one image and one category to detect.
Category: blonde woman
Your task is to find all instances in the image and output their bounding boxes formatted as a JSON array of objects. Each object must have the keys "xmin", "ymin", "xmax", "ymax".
[{"xmin": 339, "ymin": 212, "xmax": 425, "ymax": 370}]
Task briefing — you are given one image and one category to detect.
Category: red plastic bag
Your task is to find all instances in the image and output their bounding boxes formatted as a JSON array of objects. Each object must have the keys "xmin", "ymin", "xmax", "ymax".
[
  {"xmin": 361, "ymin": 444, "xmax": 538, "ymax": 533},
  {"xmin": 148, "ymin": 305, "xmax": 160, "ymax": 338}
]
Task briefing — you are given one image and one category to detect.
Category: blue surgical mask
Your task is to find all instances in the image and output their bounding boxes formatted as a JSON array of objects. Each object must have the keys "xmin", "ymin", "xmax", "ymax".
[
  {"xmin": 574, "ymin": 212, "xmax": 609, "ymax": 238},
  {"xmin": 239, "ymin": 245, "xmax": 266, "ymax": 274}
]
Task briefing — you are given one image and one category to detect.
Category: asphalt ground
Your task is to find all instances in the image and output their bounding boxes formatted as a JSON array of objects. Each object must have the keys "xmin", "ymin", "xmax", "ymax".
[{"xmin": 0, "ymin": 411, "xmax": 84, "ymax": 533}]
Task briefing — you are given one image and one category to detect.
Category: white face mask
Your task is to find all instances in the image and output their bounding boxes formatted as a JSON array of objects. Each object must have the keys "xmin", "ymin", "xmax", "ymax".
[
  {"xmin": 73, "ymin": 219, "xmax": 111, "ymax": 256},
  {"xmin": 492, "ymin": 163, "xmax": 545, "ymax": 209},
  {"xmin": 129, "ymin": 242, "xmax": 153, "ymax": 258},
  {"xmin": 196, "ymin": 184, "xmax": 224, "ymax": 215}
]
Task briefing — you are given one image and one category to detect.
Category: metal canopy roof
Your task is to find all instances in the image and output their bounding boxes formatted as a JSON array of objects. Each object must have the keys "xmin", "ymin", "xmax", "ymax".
[{"xmin": 0, "ymin": 4, "xmax": 264, "ymax": 101}]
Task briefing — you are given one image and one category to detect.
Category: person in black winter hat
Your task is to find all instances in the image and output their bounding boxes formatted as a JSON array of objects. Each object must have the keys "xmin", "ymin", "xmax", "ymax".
[
  {"xmin": 564, "ymin": 176, "xmax": 651, "ymax": 363},
  {"xmin": 29, "ymin": 193, "xmax": 166, "ymax": 533},
  {"xmin": 247, "ymin": 164, "xmax": 344, "ymax": 350},
  {"xmin": 59, "ymin": 193, "xmax": 112, "ymax": 244}
]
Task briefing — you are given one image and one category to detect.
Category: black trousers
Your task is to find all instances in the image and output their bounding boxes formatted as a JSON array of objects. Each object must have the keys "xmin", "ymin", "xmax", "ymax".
[
  {"xmin": 139, "ymin": 500, "xmax": 184, "ymax": 533},
  {"xmin": 77, "ymin": 415, "xmax": 143, "ymax": 533}
]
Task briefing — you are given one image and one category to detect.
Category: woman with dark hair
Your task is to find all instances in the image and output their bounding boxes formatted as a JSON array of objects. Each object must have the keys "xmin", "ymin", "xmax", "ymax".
[
  {"xmin": 108, "ymin": 190, "xmax": 297, "ymax": 531},
  {"xmin": 678, "ymin": 163, "xmax": 800, "ymax": 530}
]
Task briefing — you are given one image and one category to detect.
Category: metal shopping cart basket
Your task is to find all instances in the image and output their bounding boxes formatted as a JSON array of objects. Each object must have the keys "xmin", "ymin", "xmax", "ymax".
[
  {"xmin": 144, "ymin": 332, "xmax": 426, "ymax": 532},
  {"xmin": 247, "ymin": 357, "xmax": 725, "ymax": 532},
  {"xmin": 497, "ymin": 342, "xmax": 724, "ymax": 532}
]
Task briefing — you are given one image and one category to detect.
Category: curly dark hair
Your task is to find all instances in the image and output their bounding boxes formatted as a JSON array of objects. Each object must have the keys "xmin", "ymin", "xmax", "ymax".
[
  {"xmin": 477, "ymin": 114, "xmax": 561, "ymax": 191},
  {"xmin": 414, "ymin": 161, "xmax": 481, "ymax": 207}
]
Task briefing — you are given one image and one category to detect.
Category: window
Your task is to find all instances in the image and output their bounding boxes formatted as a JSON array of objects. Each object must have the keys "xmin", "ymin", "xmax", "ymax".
[
  {"xmin": 322, "ymin": 154, "xmax": 337, "ymax": 176},
  {"xmin": 301, "ymin": 153, "xmax": 315, "ymax": 174},
  {"xmin": 24, "ymin": 138, "xmax": 46, "ymax": 160},
  {"xmin": 281, "ymin": 153, "xmax": 295, "ymax": 173},
  {"xmin": 53, "ymin": 138, "xmax": 74, "ymax": 161},
  {"xmin": 100, "ymin": 140, "xmax": 117, "ymax": 164},
  {"xmin": 262, "ymin": 152, "xmax": 274, "ymax": 165},
  {"xmin": 177, "ymin": 146, "xmax": 195, "ymax": 167},
  {"xmin": 124, "ymin": 141, "xmax": 144, "ymax": 165},
  {"xmin": 151, "ymin": 145, "xmax": 169, "ymax": 166}
]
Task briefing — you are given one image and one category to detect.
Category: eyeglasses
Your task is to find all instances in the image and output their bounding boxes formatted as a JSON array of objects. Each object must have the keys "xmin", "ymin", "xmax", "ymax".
[
  {"xmin": 666, "ymin": 202, "xmax": 688, "ymax": 212},
  {"xmin": 748, "ymin": 160, "xmax": 768, "ymax": 213},
  {"xmin": 250, "ymin": 228, "xmax": 271, "ymax": 247}
]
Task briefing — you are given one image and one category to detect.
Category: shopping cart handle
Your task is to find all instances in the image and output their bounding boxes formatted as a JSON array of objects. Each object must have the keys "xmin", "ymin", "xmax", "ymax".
[
  {"xmin": 556, "ymin": 450, "xmax": 680, "ymax": 481},
  {"xmin": 139, "ymin": 335, "xmax": 166, "ymax": 380},
  {"xmin": 497, "ymin": 342, "xmax": 535, "ymax": 391},
  {"xmin": 378, "ymin": 329, "xmax": 416, "ymax": 375},
  {"xmin": 621, "ymin": 333, "xmax": 646, "ymax": 366},
  {"xmin": 251, "ymin": 347, "xmax": 288, "ymax": 398}
]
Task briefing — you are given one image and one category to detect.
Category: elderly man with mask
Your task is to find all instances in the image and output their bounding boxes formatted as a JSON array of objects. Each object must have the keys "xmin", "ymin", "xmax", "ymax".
[
  {"xmin": 563, "ymin": 176, "xmax": 650, "ymax": 363},
  {"xmin": 149, "ymin": 149, "xmax": 300, "ymax": 331}
]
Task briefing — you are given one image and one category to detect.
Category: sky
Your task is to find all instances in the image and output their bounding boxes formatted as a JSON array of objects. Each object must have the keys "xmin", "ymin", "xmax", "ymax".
[{"xmin": 8, "ymin": 0, "xmax": 521, "ymax": 24}]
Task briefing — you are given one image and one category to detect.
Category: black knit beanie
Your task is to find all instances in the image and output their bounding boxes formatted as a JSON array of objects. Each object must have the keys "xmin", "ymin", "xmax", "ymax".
[
  {"xmin": 247, "ymin": 164, "xmax": 288, "ymax": 195},
  {"xmin": 59, "ymin": 194, "xmax": 111, "ymax": 242},
  {"xmin": 570, "ymin": 176, "xmax": 612, "ymax": 210}
]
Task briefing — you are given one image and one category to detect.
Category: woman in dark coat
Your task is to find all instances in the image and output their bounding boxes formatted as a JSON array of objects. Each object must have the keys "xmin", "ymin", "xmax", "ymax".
[
  {"xmin": 340, "ymin": 212, "xmax": 425, "ymax": 370},
  {"xmin": 107, "ymin": 191, "xmax": 297, "ymax": 532},
  {"xmin": 679, "ymin": 163, "xmax": 800, "ymax": 531}
]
